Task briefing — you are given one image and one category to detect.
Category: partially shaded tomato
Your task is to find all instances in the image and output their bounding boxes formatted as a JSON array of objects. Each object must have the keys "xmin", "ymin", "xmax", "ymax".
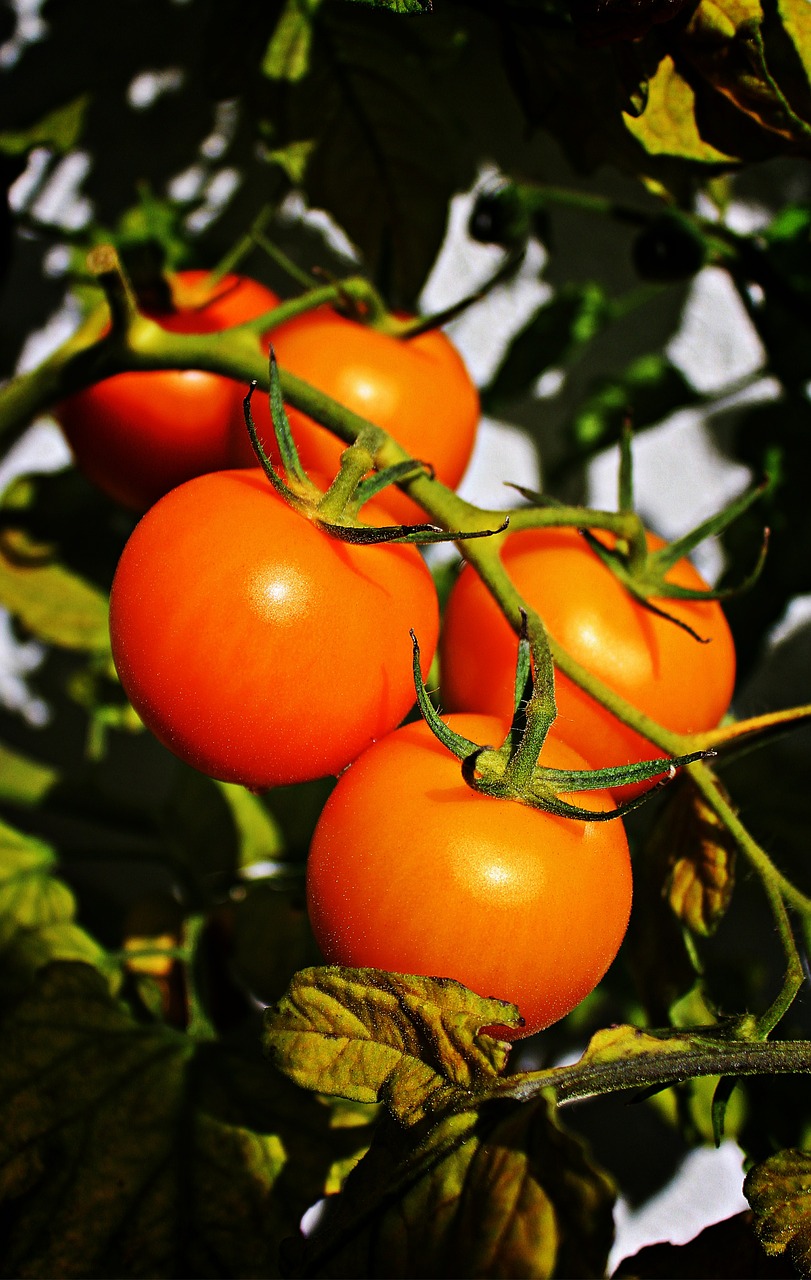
[
  {"xmin": 250, "ymin": 306, "xmax": 479, "ymax": 523},
  {"xmin": 440, "ymin": 527, "xmax": 735, "ymax": 789},
  {"xmin": 56, "ymin": 270, "xmax": 279, "ymax": 510}
]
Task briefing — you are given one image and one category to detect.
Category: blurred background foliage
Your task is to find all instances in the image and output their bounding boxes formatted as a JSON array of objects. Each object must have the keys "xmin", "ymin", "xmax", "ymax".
[{"xmin": 1, "ymin": 0, "xmax": 811, "ymax": 1275}]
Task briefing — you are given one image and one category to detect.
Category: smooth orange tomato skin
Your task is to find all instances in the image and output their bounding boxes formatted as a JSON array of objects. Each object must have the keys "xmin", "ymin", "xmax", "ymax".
[
  {"xmin": 307, "ymin": 713, "xmax": 632, "ymax": 1037},
  {"xmin": 109, "ymin": 469, "xmax": 439, "ymax": 790},
  {"xmin": 56, "ymin": 271, "xmax": 279, "ymax": 511},
  {"xmin": 439, "ymin": 528, "xmax": 736, "ymax": 789},
  {"xmin": 250, "ymin": 307, "xmax": 480, "ymax": 523}
]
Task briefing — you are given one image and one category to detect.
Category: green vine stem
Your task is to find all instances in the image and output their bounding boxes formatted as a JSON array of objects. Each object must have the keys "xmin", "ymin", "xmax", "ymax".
[{"xmin": 490, "ymin": 1035, "xmax": 811, "ymax": 1108}]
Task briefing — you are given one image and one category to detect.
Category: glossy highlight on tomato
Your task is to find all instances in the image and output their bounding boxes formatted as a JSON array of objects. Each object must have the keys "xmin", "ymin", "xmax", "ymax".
[
  {"xmin": 307, "ymin": 713, "xmax": 632, "ymax": 1037},
  {"xmin": 56, "ymin": 270, "xmax": 279, "ymax": 511},
  {"xmin": 251, "ymin": 306, "xmax": 480, "ymax": 522},
  {"xmin": 440, "ymin": 526, "xmax": 736, "ymax": 787},
  {"xmin": 109, "ymin": 468, "xmax": 439, "ymax": 790}
]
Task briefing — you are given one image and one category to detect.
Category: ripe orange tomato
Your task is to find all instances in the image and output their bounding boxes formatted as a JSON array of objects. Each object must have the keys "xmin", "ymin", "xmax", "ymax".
[
  {"xmin": 440, "ymin": 527, "xmax": 736, "ymax": 788},
  {"xmin": 250, "ymin": 306, "xmax": 479, "ymax": 523},
  {"xmin": 56, "ymin": 270, "xmax": 279, "ymax": 511},
  {"xmin": 109, "ymin": 468, "xmax": 439, "ymax": 790},
  {"xmin": 307, "ymin": 713, "xmax": 632, "ymax": 1037}
]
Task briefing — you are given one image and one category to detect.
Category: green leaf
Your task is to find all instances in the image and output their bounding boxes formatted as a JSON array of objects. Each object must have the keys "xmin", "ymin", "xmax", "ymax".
[
  {"xmin": 0, "ymin": 94, "xmax": 89, "ymax": 156},
  {"xmin": 0, "ymin": 527, "xmax": 110, "ymax": 653},
  {"xmin": 296, "ymin": 1097, "xmax": 616, "ymax": 1279},
  {"xmin": 0, "ymin": 962, "xmax": 350, "ymax": 1279},
  {"xmin": 215, "ymin": 781, "xmax": 286, "ymax": 871},
  {"xmin": 264, "ymin": 967, "xmax": 517, "ymax": 1123},
  {"xmin": 262, "ymin": 0, "xmax": 324, "ymax": 82},
  {"xmin": 232, "ymin": 880, "xmax": 320, "ymax": 1006},
  {"xmin": 482, "ymin": 284, "xmax": 611, "ymax": 413},
  {"xmin": 745, "ymin": 1148, "xmax": 811, "ymax": 1273},
  {"xmin": 343, "ymin": 0, "xmax": 431, "ymax": 10},
  {"xmin": 569, "ymin": 353, "xmax": 703, "ymax": 454},
  {"xmin": 0, "ymin": 818, "xmax": 108, "ymax": 1001},
  {"xmin": 263, "ymin": 137, "xmax": 316, "ymax": 185},
  {"xmin": 275, "ymin": 7, "xmax": 474, "ymax": 301},
  {"xmin": 0, "ymin": 741, "xmax": 58, "ymax": 807}
]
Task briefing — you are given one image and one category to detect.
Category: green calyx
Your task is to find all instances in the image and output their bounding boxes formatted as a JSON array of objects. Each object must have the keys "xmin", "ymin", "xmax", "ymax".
[
  {"xmin": 242, "ymin": 354, "xmax": 506, "ymax": 549},
  {"xmin": 410, "ymin": 624, "xmax": 710, "ymax": 821},
  {"xmin": 515, "ymin": 426, "xmax": 768, "ymax": 643}
]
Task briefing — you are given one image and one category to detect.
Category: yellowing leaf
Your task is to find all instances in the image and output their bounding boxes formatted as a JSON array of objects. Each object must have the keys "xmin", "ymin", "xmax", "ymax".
[
  {"xmin": 264, "ymin": 967, "xmax": 517, "ymax": 1123},
  {"xmin": 779, "ymin": 0, "xmax": 811, "ymax": 77},
  {"xmin": 297, "ymin": 1098, "xmax": 615, "ymax": 1279},
  {"xmin": 745, "ymin": 1148, "xmax": 811, "ymax": 1273},
  {"xmin": 624, "ymin": 54, "xmax": 737, "ymax": 161}
]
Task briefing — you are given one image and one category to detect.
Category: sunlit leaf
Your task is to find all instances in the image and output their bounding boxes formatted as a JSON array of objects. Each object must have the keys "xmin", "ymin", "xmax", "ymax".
[
  {"xmin": 745, "ymin": 1147, "xmax": 811, "ymax": 1274},
  {"xmin": 0, "ymin": 94, "xmax": 89, "ymax": 156},
  {"xmin": 297, "ymin": 1097, "xmax": 615, "ymax": 1279},
  {"xmin": 0, "ymin": 818, "xmax": 108, "ymax": 1000},
  {"xmin": 624, "ymin": 54, "xmax": 738, "ymax": 161},
  {"xmin": 0, "ymin": 742, "xmax": 57, "ymax": 807},
  {"xmin": 0, "ymin": 527, "xmax": 110, "ymax": 653},
  {"xmin": 263, "ymin": 138, "xmax": 316, "ymax": 184},
  {"xmin": 343, "ymin": 0, "xmax": 431, "ymax": 10},
  {"xmin": 0, "ymin": 963, "xmax": 350, "ymax": 1279},
  {"xmin": 264, "ymin": 967, "xmax": 517, "ymax": 1123},
  {"xmin": 263, "ymin": 0, "xmax": 324, "ymax": 81}
]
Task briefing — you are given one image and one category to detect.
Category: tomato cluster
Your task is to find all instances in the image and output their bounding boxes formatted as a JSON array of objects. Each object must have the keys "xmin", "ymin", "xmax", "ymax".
[{"xmin": 88, "ymin": 271, "xmax": 735, "ymax": 1038}]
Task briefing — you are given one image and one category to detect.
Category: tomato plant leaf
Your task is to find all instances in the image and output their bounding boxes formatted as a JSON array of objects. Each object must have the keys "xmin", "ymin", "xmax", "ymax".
[
  {"xmin": 0, "ymin": 962, "xmax": 352, "ymax": 1279},
  {"xmin": 679, "ymin": 2, "xmax": 811, "ymax": 146},
  {"xmin": 263, "ymin": 0, "xmax": 324, "ymax": 82},
  {"xmin": 214, "ymin": 780, "xmax": 286, "ymax": 872},
  {"xmin": 623, "ymin": 53, "xmax": 739, "ymax": 161},
  {"xmin": 0, "ymin": 740, "xmax": 58, "ymax": 807},
  {"xmin": 342, "ymin": 0, "xmax": 431, "ymax": 10},
  {"xmin": 0, "ymin": 526, "xmax": 110, "ymax": 653},
  {"xmin": 613, "ymin": 1209, "xmax": 784, "ymax": 1279},
  {"xmin": 273, "ymin": 7, "xmax": 474, "ymax": 302},
  {"xmin": 297, "ymin": 1097, "xmax": 615, "ymax": 1280},
  {"xmin": 0, "ymin": 93, "xmax": 89, "ymax": 156},
  {"xmin": 664, "ymin": 782, "xmax": 737, "ymax": 937},
  {"xmin": 568, "ymin": 353, "xmax": 703, "ymax": 456},
  {"xmin": 0, "ymin": 817, "xmax": 109, "ymax": 1002},
  {"xmin": 745, "ymin": 1148, "xmax": 811, "ymax": 1274},
  {"xmin": 264, "ymin": 967, "xmax": 517, "ymax": 1124},
  {"xmin": 232, "ymin": 880, "xmax": 321, "ymax": 1006},
  {"xmin": 482, "ymin": 284, "xmax": 611, "ymax": 413}
]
